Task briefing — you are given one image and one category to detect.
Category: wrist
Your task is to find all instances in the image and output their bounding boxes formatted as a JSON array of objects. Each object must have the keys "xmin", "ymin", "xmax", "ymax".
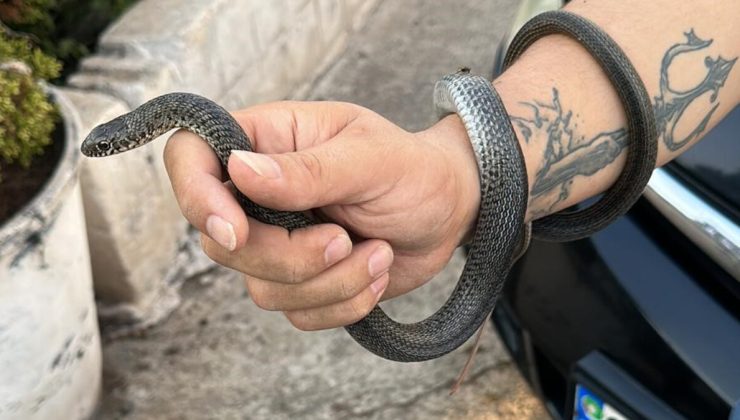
[
  {"xmin": 425, "ymin": 59, "xmax": 584, "ymax": 242},
  {"xmin": 495, "ymin": 76, "xmax": 544, "ymax": 223},
  {"xmin": 493, "ymin": 36, "xmax": 596, "ymax": 223},
  {"xmin": 426, "ymin": 83, "xmax": 545, "ymax": 236},
  {"xmin": 421, "ymin": 114, "xmax": 481, "ymax": 245}
]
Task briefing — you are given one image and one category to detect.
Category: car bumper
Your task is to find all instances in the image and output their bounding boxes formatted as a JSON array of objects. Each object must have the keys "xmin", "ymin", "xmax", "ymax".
[{"xmin": 492, "ymin": 199, "xmax": 740, "ymax": 419}]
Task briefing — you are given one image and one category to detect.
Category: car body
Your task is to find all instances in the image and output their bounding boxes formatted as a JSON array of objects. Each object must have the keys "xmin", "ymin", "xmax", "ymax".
[{"xmin": 490, "ymin": 1, "xmax": 740, "ymax": 418}]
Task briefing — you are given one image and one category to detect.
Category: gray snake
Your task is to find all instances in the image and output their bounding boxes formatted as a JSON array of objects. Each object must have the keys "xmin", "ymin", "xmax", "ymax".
[{"xmin": 81, "ymin": 11, "xmax": 656, "ymax": 362}]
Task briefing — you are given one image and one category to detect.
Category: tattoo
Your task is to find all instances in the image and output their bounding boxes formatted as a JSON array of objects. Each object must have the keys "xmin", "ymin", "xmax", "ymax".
[
  {"xmin": 512, "ymin": 30, "xmax": 737, "ymax": 214},
  {"xmin": 511, "ymin": 89, "xmax": 628, "ymax": 217},
  {"xmin": 655, "ymin": 30, "xmax": 737, "ymax": 151}
]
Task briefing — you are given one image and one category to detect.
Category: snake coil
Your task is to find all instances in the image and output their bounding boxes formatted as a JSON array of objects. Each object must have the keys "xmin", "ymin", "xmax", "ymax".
[
  {"xmin": 81, "ymin": 10, "xmax": 656, "ymax": 362},
  {"xmin": 504, "ymin": 11, "xmax": 658, "ymax": 241}
]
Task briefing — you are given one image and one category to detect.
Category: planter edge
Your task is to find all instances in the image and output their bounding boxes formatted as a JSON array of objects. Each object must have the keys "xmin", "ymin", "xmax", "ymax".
[{"xmin": 0, "ymin": 87, "xmax": 83, "ymax": 261}]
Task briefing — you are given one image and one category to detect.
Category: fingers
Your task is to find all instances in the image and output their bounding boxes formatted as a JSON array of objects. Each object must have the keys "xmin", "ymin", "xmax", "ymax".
[
  {"xmin": 243, "ymin": 240, "xmax": 392, "ymax": 310},
  {"xmin": 227, "ymin": 134, "xmax": 401, "ymax": 211},
  {"xmin": 227, "ymin": 101, "xmax": 408, "ymax": 212},
  {"xmin": 201, "ymin": 218, "xmax": 352, "ymax": 283},
  {"xmin": 284, "ymin": 272, "xmax": 389, "ymax": 331},
  {"xmin": 164, "ymin": 101, "xmax": 369, "ymax": 249},
  {"xmin": 232, "ymin": 100, "xmax": 365, "ymax": 153},
  {"xmin": 202, "ymin": 222, "xmax": 394, "ymax": 330},
  {"xmin": 164, "ymin": 129, "xmax": 248, "ymax": 250}
]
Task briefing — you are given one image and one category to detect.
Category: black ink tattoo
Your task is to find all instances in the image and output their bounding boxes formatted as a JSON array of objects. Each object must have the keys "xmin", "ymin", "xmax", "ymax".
[
  {"xmin": 512, "ymin": 30, "xmax": 737, "ymax": 214},
  {"xmin": 655, "ymin": 30, "xmax": 737, "ymax": 151},
  {"xmin": 511, "ymin": 89, "xmax": 628, "ymax": 216}
]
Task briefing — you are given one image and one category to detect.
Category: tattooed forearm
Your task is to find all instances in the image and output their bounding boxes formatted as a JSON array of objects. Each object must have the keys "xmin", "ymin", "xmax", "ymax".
[{"xmin": 513, "ymin": 29, "xmax": 737, "ymax": 215}]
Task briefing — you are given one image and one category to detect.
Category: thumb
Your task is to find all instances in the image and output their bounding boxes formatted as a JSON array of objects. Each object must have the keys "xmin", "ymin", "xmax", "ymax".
[{"xmin": 227, "ymin": 137, "xmax": 396, "ymax": 211}]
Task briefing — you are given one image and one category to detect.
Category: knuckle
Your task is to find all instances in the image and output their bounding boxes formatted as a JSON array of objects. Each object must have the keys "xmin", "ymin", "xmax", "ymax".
[
  {"xmin": 294, "ymin": 152, "xmax": 325, "ymax": 206},
  {"xmin": 162, "ymin": 136, "xmax": 177, "ymax": 169},
  {"xmin": 347, "ymin": 294, "xmax": 374, "ymax": 324},
  {"xmin": 285, "ymin": 312, "xmax": 315, "ymax": 331},
  {"xmin": 339, "ymin": 278, "xmax": 362, "ymax": 301},
  {"xmin": 247, "ymin": 284, "xmax": 277, "ymax": 311},
  {"xmin": 176, "ymin": 181, "xmax": 199, "ymax": 221},
  {"xmin": 288, "ymin": 259, "xmax": 303, "ymax": 284},
  {"xmin": 343, "ymin": 124, "xmax": 369, "ymax": 139},
  {"xmin": 200, "ymin": 234, "xmax": 221, "ymax": 261},
  {"xmin": 297, "ymin": 152, "xmax": 324, "ymax": 181},
  {"xmin": 163, "ymin": 130, "xmax": 191, "ymax": 174},
  {"xmin": 276, "ymin": 244, "xmax": 313, "ymax": 284},
  {"xmin": 270, "ymin": 260, "xmax": 302, "ymax": 284}
]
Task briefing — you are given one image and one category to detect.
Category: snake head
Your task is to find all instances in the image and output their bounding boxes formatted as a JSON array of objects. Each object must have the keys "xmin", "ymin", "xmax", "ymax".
[{"xmin": 80, "ymin": 116, "xmax": 135, "ymax": 157}]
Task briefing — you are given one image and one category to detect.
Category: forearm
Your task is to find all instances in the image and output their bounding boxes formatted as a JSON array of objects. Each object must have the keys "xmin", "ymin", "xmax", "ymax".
[{"xmin": 458, "ymin": 0, "xmax": 740, "ymax": 222}]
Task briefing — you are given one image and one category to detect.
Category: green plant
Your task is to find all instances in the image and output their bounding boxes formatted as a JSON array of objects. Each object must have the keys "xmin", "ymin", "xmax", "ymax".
[
  {"xmin": 0, "ymin": 28, "xmax": 61, "ymax": 180},
  {"xmin": 0, "ymin": 0, "xmax": 136, "ymax": 182}
]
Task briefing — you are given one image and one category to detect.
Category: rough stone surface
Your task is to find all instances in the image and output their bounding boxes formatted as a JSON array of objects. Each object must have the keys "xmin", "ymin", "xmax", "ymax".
[
  {"xmin": 97, "ymin": 1, "xmax": 547, "ymax": 419},
  {"xmin": 98, "ymin": 259, "xmax": 544, "ymax": 419},
  {"xmin": 72, "ymin": 0, "xmax": 378, "ymax": 323},
  {"xmin": 69, "ymin": 0, "xmax": 377, "ymax": 108}
]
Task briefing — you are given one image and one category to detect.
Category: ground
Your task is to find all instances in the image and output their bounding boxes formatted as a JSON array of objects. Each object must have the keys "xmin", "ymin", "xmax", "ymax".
[{"xmin": 97, "ymin": 1, "xmax": 548, "ymax": 419}]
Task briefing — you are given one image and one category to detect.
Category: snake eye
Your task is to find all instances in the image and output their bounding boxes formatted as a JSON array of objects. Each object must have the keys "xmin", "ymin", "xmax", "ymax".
[{"xmin": 97, "ymin": 141, "xmax": 111, "ymax": 151}]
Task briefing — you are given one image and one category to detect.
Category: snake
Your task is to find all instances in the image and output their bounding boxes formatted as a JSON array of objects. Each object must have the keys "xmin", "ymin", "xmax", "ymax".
[{"xmin": 81, "ymin": 11, "xmax": 656, "ymax": 362}]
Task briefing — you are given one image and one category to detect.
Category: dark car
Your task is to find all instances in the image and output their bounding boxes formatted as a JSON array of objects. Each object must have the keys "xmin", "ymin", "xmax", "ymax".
[{"xmin": 489, "ymin": 1, "xmax": 740, "ymax": 419}]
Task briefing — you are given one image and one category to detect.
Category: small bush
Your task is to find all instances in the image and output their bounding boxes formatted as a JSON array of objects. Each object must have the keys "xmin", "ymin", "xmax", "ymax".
[
  {"xmin": 0, "ymin": 0, "xmax": 137, "ymax": 182},
  {"xmin": 0, "ymin": 29, "xmax": 61, "ymax": 180}
]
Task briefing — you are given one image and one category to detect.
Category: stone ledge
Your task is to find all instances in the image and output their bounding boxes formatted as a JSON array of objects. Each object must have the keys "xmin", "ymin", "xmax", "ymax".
[
  {"xmin": 71, "ymin": 0, "xmax": 378, "ymax": 326},
  {"xmin": 70, "ymin": 0, "xmax": 378, "ymax": 108}
]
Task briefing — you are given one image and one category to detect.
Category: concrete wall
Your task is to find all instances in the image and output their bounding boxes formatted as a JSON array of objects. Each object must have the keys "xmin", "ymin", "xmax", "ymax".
[{"xmin": 67, "ymin": 0, "xmax": 377, "ymax": 328}]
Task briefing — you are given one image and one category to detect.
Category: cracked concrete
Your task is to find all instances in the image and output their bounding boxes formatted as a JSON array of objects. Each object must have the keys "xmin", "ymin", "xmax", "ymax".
[
  {"xmin": 97, "ymin": 1, "xmax": 547, "ymax": 419},
  {"xmin": 99, "ymin": 257, "xmax": 544, "ymax": 419}
]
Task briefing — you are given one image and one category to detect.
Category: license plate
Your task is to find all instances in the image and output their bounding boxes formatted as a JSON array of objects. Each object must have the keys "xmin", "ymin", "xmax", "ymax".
[{"xmin": 574, "ymin": 384, "xmax": 630, "ymax": 420}]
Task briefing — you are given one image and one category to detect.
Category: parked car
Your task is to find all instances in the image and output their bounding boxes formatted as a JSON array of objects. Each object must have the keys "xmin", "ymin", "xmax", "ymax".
[{"xmin": 490, "ymin": 1, "xmax": 740, "ymax": 419}]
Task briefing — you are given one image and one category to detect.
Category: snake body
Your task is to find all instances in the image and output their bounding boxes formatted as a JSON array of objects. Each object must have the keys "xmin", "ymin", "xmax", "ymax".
[{"xmin": 81, "ymin": 11, "xmax": 656, "ymax": 362}]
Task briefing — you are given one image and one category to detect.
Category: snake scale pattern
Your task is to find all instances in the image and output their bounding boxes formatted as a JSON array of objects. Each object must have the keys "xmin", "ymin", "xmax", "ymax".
[{"xmin": 81, "ymin": 11, "xmax": 655, "ymax": 362}]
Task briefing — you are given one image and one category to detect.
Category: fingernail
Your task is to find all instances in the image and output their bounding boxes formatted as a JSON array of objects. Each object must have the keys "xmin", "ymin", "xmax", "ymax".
[
  {"xmin": 324, "ymin": 234, "xmax": 352, "ymax": 266},
  {"xmin": 206, "ymin": 215, "xmax": 237, "ymax": 251},
  {"xmin": 368, "ymin": 246, "xmax": 393, "ymax": 278},
  {"xmin": 370, "ymin": 274, "xmax": 389, "ymax": 296},
  {"xmin": 231, "ymin": 150, "xmax": 281, "ymax": 179}
]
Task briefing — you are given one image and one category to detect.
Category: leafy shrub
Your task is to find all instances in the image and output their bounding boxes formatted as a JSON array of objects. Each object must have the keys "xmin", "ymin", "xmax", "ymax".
[
  {"xmin": 0, "ymin": 0, "xmax": 137, "ymax": 181},
  {"xmin": 0, "ymin": 29, "xmax": 60, "ymax": 180}
]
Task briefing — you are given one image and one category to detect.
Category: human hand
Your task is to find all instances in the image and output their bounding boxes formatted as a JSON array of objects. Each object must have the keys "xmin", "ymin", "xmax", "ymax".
[{"xmin": 163, "ymin": 101, "xmax": 481, "ymax": 331}]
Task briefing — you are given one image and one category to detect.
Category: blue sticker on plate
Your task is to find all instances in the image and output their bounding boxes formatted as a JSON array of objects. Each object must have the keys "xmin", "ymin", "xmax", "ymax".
[{"xmin": 574, "ymin": 384, "xmax": 629, "ymax": 420}]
